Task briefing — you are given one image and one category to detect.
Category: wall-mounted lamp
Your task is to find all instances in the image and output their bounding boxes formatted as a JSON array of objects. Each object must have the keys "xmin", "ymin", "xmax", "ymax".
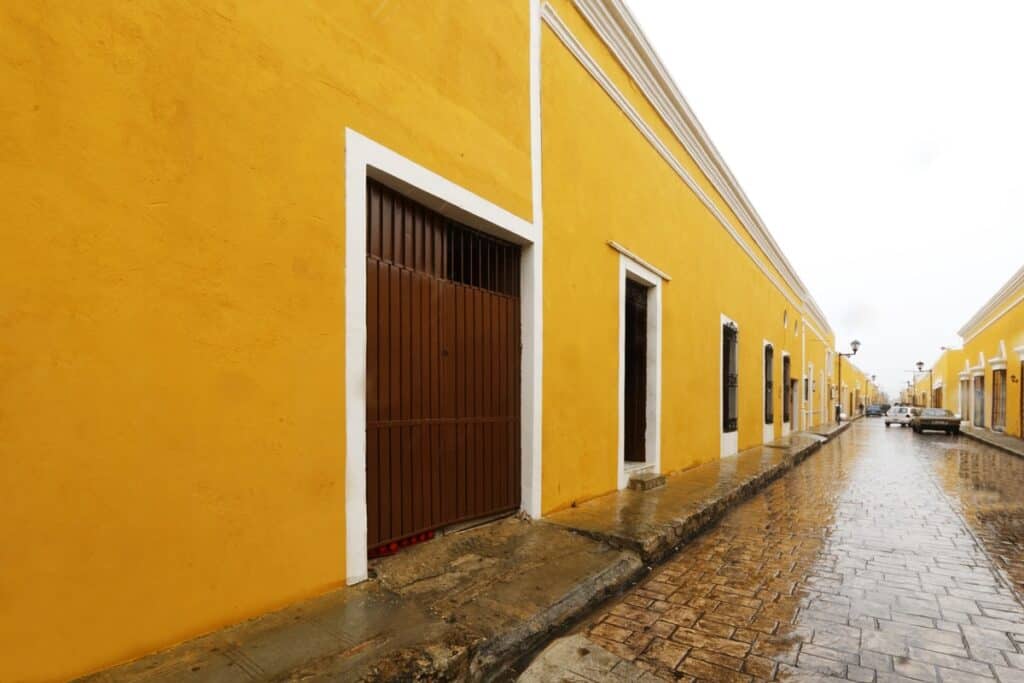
[{"xmin": 1012, "ymin": 374, "xmax": 1020, "ymax": 384}]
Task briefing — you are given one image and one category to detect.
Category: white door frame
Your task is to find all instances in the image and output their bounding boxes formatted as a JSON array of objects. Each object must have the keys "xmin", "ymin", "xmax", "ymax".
[
  {"xmin": 617, "ymin": 255, "xmax": 663, "ymax": 489},
  {"xmin": 343, "ymin": 129, "xmax": 542, "ymax": 584}
]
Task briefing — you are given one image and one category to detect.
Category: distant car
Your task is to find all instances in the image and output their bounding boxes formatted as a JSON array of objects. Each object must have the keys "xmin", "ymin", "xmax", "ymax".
[
  {"xmin": 911, "ymin": 408, "xmax": 961, "ymax": 435},
  {"xmin": 880, "ymin": 403, "xmax": 891, "ymax": 414},
  {"xmin": 884, "ymin": 405, "xmax": 918, "ymax": 428},
  {"xmin": 865, "ymin": 404, "xmax": 884, "ymax": 417}
]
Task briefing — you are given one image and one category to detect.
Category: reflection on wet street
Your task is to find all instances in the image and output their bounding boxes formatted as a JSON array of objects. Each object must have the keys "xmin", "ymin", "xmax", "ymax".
[
  {"xmin": 576, "ymin": 420, "xmax": 1024, "ymax": 681},
  {"xmin": 924, "ymin": 434, "xmax": 1024, "ymax": 615}
]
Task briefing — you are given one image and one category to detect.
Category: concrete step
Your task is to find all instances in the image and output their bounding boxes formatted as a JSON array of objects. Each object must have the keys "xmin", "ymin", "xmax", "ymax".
[{"xmin": 627, "ymin": 471, "xmax": 666, "ymax": 491}]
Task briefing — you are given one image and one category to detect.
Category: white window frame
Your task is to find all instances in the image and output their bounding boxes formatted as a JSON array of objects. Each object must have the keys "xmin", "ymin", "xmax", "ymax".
[
  {"xmin": 343, "ymin": 129, "xmax": 542, "ymax": 584},
  {"xmin": 617, "ymin": 255, "xmax": 663, "ymax": 489},
  {"xmin": 721, "ymin": 314, "xmax": 739, "ymax": 457}
]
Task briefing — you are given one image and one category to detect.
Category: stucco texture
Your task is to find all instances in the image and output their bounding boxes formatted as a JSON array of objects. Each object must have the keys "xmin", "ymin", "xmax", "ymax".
[{"xmin": 0, "ymin": 2, "xmax": 531, "ymax": 680}]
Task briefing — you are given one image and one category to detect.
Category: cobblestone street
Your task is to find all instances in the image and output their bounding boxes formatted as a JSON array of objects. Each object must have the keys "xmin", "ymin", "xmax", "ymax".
[{"xmin": 525, "ymin": 421, "xmax": 1024, "ymax": 682}]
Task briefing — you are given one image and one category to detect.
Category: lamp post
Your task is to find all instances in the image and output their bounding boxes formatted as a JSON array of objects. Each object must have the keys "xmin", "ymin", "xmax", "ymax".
[
  {"xmin": 916, "ymin": 361, "xmax": 933, "ymax": 407},
  {"xmin": 836, "ymin": 339, "xmax": 861, "ymax": 422}
]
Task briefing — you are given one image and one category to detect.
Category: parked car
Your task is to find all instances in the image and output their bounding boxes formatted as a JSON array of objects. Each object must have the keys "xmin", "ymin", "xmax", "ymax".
[
  {"xmin": 865, "ymin": 404, "xmax": 884, "ymax": 417},
  {"xmin": 884, "ymin": 405, "xmax": 918, "ymax": 428},
  {"xmin": 910, "ymin": 408, "xmax": 961, "ymax": 435}
]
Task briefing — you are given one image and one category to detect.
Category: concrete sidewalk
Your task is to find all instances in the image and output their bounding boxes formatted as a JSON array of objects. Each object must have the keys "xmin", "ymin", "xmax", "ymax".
[
  {"xmin": 79, "ymin": 423, "xmax": 850, "ymax": 683},
  {"xmin": 962, "ymin": 424, "xmax": 1024, "ymax": 459}
]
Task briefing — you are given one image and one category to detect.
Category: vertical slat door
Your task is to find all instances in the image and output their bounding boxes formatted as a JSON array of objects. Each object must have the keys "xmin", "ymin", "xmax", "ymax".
[
  {"xmin": 993, "ymin": 370, "xmax": 1006, "ymax": 430},
  {"xmin": 366, "ymin": 180, "xmax": 521, "ymax": 552}
]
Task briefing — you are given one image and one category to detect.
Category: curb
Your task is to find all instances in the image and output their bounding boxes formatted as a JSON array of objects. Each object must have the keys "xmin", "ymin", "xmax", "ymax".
[
  {"xmin": 565, "ymin": 427, "xmax": 847, "ymax": 566},
  {"xmin": 77, "ymin": 423, "xmax": 854, "ymax": 683},
  {"xmin": 498, "ymin": 423, "xmax": 853, "ymax": 678},
  {"xmin": 960, "ymin": 428, "xmax": 1024, "ymax": 460}
]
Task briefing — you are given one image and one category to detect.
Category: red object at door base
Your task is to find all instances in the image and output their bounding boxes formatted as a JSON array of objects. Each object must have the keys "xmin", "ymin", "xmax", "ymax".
[{"xmin": 368, "ymin": 530, "xmax": 435, "ymax": 559}]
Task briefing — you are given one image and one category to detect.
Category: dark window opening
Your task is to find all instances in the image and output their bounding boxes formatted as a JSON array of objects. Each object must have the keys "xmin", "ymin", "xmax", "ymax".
[
  {"xmin": 624, "ymin": 279, "xmax": 648, "ymax": 463},
  {"xmin": 782, "ymin": 355, "xmax": 792, "ymax": 424},
  {"xmin": 764, "ymin": 345, "xmax": 774, "ymax": 425}
]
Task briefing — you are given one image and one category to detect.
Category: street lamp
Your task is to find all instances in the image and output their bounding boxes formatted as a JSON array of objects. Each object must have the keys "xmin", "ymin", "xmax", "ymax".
[
  {"xmin": 836, "ymin": 339, "xmax": 861, "ymax": 422},
  {"xmin": 916, "ymin": 360, "xmax": 933, "ymax": 407}
]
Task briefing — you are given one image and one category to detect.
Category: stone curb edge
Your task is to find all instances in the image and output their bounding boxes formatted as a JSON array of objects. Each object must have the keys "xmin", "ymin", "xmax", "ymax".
[
  {"xmin": 474, "ymin": 421, "xmax": 852, "ymax": 680},
  {"xmin": 960, "ymin": 428, "xmax": 1024, "ymax": 460}
]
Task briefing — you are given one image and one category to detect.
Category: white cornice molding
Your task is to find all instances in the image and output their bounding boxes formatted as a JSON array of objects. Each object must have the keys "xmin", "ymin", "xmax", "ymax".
[
  {"xmin": 541, "ymin": 3, "xmax": 815, "ymax": 322},
  {"xmin": 958, "ymin": 264, "xmax": 1024, "ymax": 341},
  {"xmin": 608, "ymin": 240, "xmax": 671, "ymax": 281},
  {"xmin": 1015, "ymin": 345, "xmax": 1024, "ymax": 357},
  {"xmin": 571, "ymin": 0, "xmax": 833, "ymax": 339}
]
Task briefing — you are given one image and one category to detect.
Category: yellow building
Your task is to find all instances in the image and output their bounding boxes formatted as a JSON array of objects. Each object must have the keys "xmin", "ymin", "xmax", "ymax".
[
  {"xmin": 1, "ymin": 2, "xmax": 852, "ymax": 679},
  {"xmin": 916, "ymin": 348, "xmax": 965, "ymax": 413},
  {"xmin": 957, "ymin": 266, "xmax": 1024, "ymax": 436}
]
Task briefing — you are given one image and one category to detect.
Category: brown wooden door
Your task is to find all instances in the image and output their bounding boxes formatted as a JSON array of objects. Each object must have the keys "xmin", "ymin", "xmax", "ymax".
[
  {"xmin": 624, "ymin": 279, "xmax": 647, "ymax": 463},
  {"xmin": 365, "ymin": 180, "xmax": 521, "ymax": 553}
]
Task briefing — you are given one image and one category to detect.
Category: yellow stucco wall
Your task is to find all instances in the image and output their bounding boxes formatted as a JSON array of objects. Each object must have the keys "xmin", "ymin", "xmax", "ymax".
[
  {"xmin": 804, "ymin": 328, "xmax": 836, "ymax": 428},
  {"xmin": 2, "ymin": 1, "xmax": 853, "ymax": 679},
  {"xmin": 919, "ymin": 348, "xmax": 964, "ymax": 413},
  {"xmin": 961, "ymin": 281, "xmax": 1024, "ymax": 437},
  {"xmin": 539, "ymin": 10, "xmax": 819, "ymax": 513},
  {"xmin": 838, "ymin": 358, "xmax": 867, "ymax": 416},
  {"xmin": 0, "ymin": 2, "xmax": 531, "ymax": 680}
]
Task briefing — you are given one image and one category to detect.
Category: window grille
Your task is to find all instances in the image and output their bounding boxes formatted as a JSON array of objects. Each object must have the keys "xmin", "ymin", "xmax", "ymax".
[
  {"xmin": 783, "ymin": 356, "xmax": 792, "ymax": 423},
  {"xmin": 764, "ymin": 345, "xmax": 774, "ymax": 425},
  {"xmin": 723, "ymin": 324, "xmax": 738, "ymax": 432}
]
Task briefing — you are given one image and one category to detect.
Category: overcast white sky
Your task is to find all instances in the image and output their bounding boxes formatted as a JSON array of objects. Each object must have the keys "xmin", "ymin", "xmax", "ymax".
[{"xmin": 628, "ymin": 1, "xmax": 1024, "ymax": 397}]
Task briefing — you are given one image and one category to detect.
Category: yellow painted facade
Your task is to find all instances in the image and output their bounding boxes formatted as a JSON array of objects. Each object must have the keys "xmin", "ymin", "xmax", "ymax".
[
  {"xmin": 1, "ymin": 3, "xmax": 533, "ymax": 680},
  {"xmin": 915, "ymin": 267, "xmax": 1023, "ymax": 435},
  {"xmin": 539, "ymin": 0, "xmax": 835, "ymax": 511},
  {"xmin": 1, "ymin": 2, "xmax": 854, "ymax": 680},
  {"xmin": 916, "ymin": 348, "xmax": 965, "ymax": 413},
  {"xmin": 957, "ymin": 267, "xmax": 1024, "ymax": 437}
]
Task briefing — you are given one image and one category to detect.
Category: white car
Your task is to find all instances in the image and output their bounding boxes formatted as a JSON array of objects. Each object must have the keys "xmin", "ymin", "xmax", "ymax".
[{"xmin": 885, "ymin": 405, "xmax": 919, "ymax": 428}]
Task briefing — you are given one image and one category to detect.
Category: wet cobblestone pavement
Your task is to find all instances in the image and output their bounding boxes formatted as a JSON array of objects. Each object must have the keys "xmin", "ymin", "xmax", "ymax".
[{"xmin": 540, "ymin": 420, "xmax": 1024, "ymax": 682}]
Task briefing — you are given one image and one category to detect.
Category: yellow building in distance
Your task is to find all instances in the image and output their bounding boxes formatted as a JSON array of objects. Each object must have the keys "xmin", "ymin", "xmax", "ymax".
[
  {"xmin": 957, "ymin": 266, "xmax": 1024, "ymax": 436},
  {"xmin": 1, "ymin": 1, "xmax": 867, "ymax": 679},
  {"xmin": 914, "ymin": 265, "xmax": 1023, "ymax": 436},
  {"xmin": 915, "ymin": 348, "xmax": 965, "ymax": 413}
]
